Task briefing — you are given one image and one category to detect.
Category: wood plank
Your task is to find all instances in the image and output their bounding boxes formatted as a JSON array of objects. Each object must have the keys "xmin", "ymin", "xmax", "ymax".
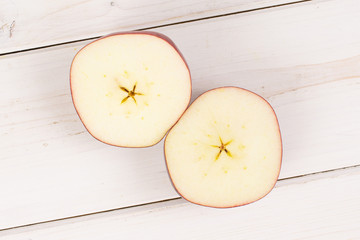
[
  {"xmin": 1, "ymin": 0, "xmax": 360, "ymax": 229},
  {"xmin": 0, "ymin": 0, "xmax": 302, "ymax": 54},
  {"xmin": 1, "ymin": 167, "xmax": 359, "ymax": 239}
]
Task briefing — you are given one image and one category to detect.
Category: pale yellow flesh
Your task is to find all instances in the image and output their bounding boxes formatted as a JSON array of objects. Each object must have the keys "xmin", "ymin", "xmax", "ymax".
[
  {"xmin": 165, "ymin": 88, "xmax": 281, "ymax": 208},
  {"xmin": 71, "ymin": 34, "xmax": 191, "ymax": 147}
]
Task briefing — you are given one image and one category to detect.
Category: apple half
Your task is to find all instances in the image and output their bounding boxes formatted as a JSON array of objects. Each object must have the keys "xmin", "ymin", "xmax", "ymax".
[
  {"xmin": 70, "ymin": 32, "xmax": 191, "ymax": 147},
  {"xmin": 164, "ymin": 87, "xmax": 282, "ymax": 208}
]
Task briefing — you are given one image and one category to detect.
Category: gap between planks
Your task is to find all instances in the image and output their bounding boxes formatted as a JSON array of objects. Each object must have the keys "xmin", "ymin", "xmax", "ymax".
[
  {"xmin": 1, "ymin": 163, "xmax": 358, "ymax": 234},
  {"xmin": 0, "ymin": 0, "xmax": 311, "ymax": 57}
]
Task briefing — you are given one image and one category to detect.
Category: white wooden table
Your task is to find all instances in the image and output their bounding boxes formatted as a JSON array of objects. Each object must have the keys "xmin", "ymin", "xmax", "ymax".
[{"xmin": 1, "ymin": 0, "xmax": 360, "ymax": 239}]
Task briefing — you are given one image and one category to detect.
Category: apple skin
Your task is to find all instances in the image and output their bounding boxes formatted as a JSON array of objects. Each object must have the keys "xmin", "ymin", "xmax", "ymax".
[
  {"xmin": 164, "ymin": 86, "xmax": 283, "ymax": 208},
  {"xmin": 70, "ymin": 31, "xmax": 192, "ymax": 148}
]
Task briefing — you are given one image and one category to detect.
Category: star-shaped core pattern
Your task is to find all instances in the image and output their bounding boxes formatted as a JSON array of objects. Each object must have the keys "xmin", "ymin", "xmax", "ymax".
[
  {"xmin": 211, "ymin": 137, "xmax": 233, "ymax": 160},
  {"xmin": 119, "ymin": 83, "xmax": 144, "ymax": 104}
]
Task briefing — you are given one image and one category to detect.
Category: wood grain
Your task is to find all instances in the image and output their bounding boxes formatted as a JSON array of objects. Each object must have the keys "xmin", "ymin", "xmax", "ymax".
[
  {"xmin": 1, "ymin": 166, "xmax": 359, "ymax": 239},
  {"xmin": 1, "ymin": 0, "xmax": 360, "ymax": 230},
  {"xmin": 0, "ymin": 0, "xmax": 302, "ymax": 54}
]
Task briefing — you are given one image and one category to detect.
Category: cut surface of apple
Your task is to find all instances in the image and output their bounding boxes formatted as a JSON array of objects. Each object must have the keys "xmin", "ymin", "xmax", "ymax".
[
  {"xmin": 165, "ymin": 87, "xmax": 282, "ymax": 208},
  {"xmin": 70, "ymin": 32, "xmax": 191, "ymax": 147}
]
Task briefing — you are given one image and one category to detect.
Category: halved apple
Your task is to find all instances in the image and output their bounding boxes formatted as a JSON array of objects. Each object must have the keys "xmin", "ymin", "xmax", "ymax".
[
  {"xmin": 70, "ymin": 32, "xmax": 191, "ymax": 147},
  {"xmin": 164, "ymin": 87, "xmax": 282, "ymax": 208}
]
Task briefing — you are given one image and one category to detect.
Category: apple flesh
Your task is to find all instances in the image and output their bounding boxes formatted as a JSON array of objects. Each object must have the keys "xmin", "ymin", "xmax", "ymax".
[
  {"xmin": 164, "ymin": 87, "xmax": 282, "ymax": 208},
  {"xmin": 70, "ymin": 32, "xmax": 191, "ymax": 147}
]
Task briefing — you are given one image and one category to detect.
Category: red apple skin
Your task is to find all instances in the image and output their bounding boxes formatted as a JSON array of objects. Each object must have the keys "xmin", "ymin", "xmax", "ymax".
[
  {"xmin": 164, "ymin": 86, "xmax": 283, "ymax": 208},
  {"xmin": 70, "ymin": 31, "xmax": 192, "ymax": 148}
]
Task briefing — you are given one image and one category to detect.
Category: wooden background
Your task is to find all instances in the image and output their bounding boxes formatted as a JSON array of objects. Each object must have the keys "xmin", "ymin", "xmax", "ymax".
[{"xmin": 1, "ymin": 0, "xmax": 360, "ymax": 238}]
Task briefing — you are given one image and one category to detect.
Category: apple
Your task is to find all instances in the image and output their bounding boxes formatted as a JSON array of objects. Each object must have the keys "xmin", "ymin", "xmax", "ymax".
[
  {"xmin": 70, "ymin": 32, "xmax": 191, "ymax": 147},
  {"xmin": 164, "ymin": 87, "xmax": 282, "ymax": 208}
]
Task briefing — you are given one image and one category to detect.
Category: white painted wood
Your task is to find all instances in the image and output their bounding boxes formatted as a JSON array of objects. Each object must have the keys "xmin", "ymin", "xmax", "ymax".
[
  {"xmin": 1, "ymin": 0, "xmax": 360, "ymax": 229},
  {"xmin": 1, "ymin": 167, "xmax": 359, "ymax": 239},
  {"xmin": 0, "ymin": 0, "xmax": 300, "ymax": 54},
  {"xmin": 270, "ymin": 78, "xmax": 360, "ymax": 178}
]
